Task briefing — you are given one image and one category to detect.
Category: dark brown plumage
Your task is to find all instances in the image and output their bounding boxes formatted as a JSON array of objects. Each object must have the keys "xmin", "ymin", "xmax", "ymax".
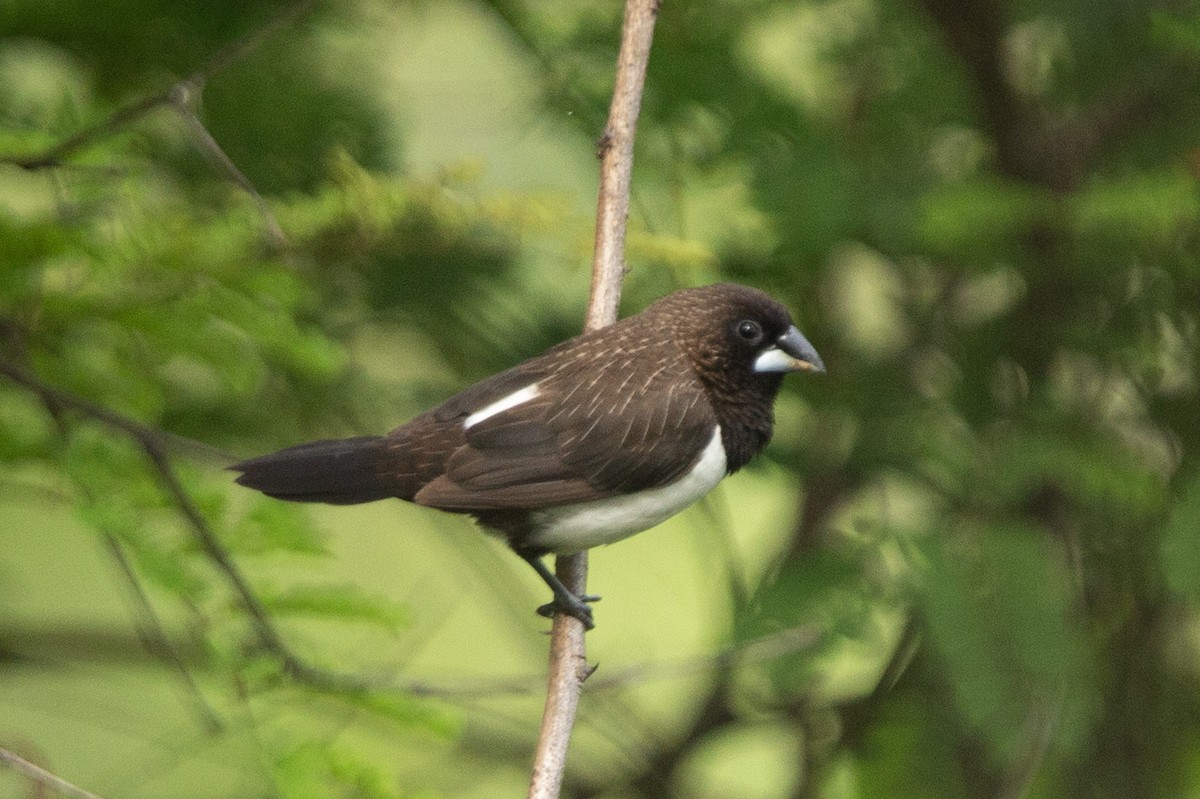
[{"xmin": 231, "ymin": 283, "xmax": 823, "ymax": 627}]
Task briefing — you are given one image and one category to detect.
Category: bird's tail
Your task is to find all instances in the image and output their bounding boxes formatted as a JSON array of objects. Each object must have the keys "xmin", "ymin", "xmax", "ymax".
[{"xmin": 230, "ymin": 436, "xmax": 394, "ymax": 505}]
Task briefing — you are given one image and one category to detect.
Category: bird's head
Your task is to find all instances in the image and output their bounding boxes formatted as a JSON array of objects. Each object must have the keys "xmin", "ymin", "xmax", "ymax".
[
  {"xmin": 641, "ymin": 283, "xmax": 823, "ymax": 470},
  {"xmin": 651, "ymin": 283, "xmax": 824, "ymax": 389}
]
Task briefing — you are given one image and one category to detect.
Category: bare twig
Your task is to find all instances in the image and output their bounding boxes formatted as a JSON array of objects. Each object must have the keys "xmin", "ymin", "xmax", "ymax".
[
  {"xmin": 3, "ymin": 0, "xmax": 317, "ymax": 171},
  {"xmin": 102, "ymin": 531, "xmax": 225, "ymax": 733},
  {"xmin": 586, "ymin": 3, "xmax": 660, "ymax": 329},
  {"xmin": 0, "ymin": 747, "xmax": 109, "ymax": 799},
  {"xmin": 406, "ymin": 623, "xmax": 823, "ymax": 698},
  {"xmin": 0, "ymin": 356, "xmax": 362, "ymax": 691},
  {"xmin": 169, "ymin": 86, "xmax": 287, "ymax": 250},
  {"xmin": 0, "ymin": 0, "xmax": 314, "ymax": 246},
  {"xmin": 528, "ymin": 2, "xmax": 660, "ymax": 798}
]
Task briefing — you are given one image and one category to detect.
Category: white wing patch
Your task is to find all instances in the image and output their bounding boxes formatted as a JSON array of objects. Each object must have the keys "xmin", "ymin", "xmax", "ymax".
[{"xmin": 463, "ymin": 384, "xmax": 542, "ymax": 429}]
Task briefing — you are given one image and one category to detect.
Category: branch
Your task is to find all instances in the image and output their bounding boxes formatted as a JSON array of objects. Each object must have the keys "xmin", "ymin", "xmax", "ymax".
[
  {"xmin": 0, "ymin": 356, "xmax": 360, "ymax": 691},
  {"xmin": 400, "ymin": 623, "xmax": 824, "ymax": 699},
  {"xmin": 0, "ymin": 356, "xmax": 231, "ymax": 464},
  {"xmin": 0, "ymin": 0, "xmax": 314, "ymax": 245},
  {"xmin": 528, "ymin": 2, "xmax": 660, "ymax": 798},
  {"xmin": 0, "ymin": 620, "xmax": 823, "ymax": 703},
  {"xmin": 917, "ymin": 0, "xmax": 1038, "ymax": 185},
  {"xmin": 918, "ymin": 0, "xmax": 1177, "ymax": 193},
  {"xmin": 4, "ymin": 0, "xmax": 316, "ymax": 170},
  {"xmin": 0, "ymin": 747, "xmax": 108, "ymax": 799},
  {"xmin": 102, "ymin": 530, "xmax": 225, "ymax": 733},
  {"xmin": 169, "ymin": 85, "xmax": 287, "ymax": 250}
]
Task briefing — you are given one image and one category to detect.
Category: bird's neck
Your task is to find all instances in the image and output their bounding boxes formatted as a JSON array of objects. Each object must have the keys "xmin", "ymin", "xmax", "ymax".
[{"xmin": 704, "ymin": 372, "xmax": 781, "ymax": 473}]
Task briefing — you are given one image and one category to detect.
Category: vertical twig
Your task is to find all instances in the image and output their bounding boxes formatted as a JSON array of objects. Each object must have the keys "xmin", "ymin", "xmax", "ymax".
[{"xmin": 527, "ymin": 2, "xmax": 660, "ymax": 797}]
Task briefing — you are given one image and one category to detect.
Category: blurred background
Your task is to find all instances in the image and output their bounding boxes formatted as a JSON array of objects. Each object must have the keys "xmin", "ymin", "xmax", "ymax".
[{"xmin": 2, "ymin": 0, "xmax": 1199, "ymax": 797}]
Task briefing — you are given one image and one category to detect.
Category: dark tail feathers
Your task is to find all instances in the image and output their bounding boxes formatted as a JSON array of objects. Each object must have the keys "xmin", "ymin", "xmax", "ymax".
[{"xmin": 230, "ymin": 436, "xmax": 393, "ymax": 505}]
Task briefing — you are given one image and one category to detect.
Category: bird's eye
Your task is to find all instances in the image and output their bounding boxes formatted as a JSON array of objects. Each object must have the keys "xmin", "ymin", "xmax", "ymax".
[{"xmin": 735, "ymin": 319, "xmax": 764, "ymax": 344}]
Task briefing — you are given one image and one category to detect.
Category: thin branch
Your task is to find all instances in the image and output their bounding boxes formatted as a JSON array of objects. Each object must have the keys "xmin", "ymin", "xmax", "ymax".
[
  {"xmin": 2, "ymin": 92, "xmax": 168, "ymax": 171},
  {"xmin": 0, "ymin": 356, "xmax": 360, "ymax": 691},
  {"xmin": 185, "ymin": 0, "xmax": 321, "ymax": 89},
  {"xmin": 0, "ymin": 619, "xmax": 823, "ymax": 703},
  {"xmin": 917, "ymin": 0, "xmax": 1177, "ymax": 194},
  {"xmin": 485, "ymin": 1, "xmax": 610, "ymax": 137},
  {"xmin": 101, "ymin": 531, "xmax": 225, "ymax": 733},
  {"xmin": 0, "ymin": 0, "xmax": 314, "ymax": 246},
  {"xmin": 169, "ymin": 86, "xmax": 287, "ymax": 250},
  {"xmin": 529, "ymin": 2, "xmax": 660, "ymax": 798},
  {"xmin": 626, "ymin": 681, "xmax": 736, "ymax": 799},
  {"xmin": 0, "ymin": 747, "xmax": 109, "ymax": 799},
  {"xmin": 401, "ymin": 623, "xmax": 824, "ymax": 699},
  {"xmin": 0, "ymin": 356, "xmax": 231, "ymax": 464},
  {"xmin": 586, "ymin": 4, "xmax": 659, "ymax": 330},
  {"xmin": 2, "ymin": 0, "xmax": 317, "ymax": 171}
]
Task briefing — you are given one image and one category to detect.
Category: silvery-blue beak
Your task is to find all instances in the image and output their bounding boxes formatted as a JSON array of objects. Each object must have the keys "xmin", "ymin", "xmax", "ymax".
[{"xmin": 753, "ymin": 325, "xmax": 825, "ymax": 374}]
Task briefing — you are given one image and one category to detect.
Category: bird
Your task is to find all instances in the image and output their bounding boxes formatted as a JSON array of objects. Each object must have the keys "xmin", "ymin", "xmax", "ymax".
[{"xmin": 230, "ymin": 283, "xmax": 824, "ymax": 629}]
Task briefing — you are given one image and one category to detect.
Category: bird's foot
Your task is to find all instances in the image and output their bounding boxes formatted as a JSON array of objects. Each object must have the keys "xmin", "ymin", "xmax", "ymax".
[{"xmin": 536, "ymin": 592, "xmax": 600, "ymax": 630}]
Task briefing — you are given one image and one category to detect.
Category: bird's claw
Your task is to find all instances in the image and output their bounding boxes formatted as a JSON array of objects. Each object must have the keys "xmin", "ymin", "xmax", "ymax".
[{"xmin": 536, "ymin": 593, "xmax": 600, "ymax": 630}]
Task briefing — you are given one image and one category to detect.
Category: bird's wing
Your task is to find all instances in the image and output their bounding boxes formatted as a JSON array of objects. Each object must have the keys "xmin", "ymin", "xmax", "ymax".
[{"xmin": 413, "ymin": 347, "xmax": 718, "ymax": 510}]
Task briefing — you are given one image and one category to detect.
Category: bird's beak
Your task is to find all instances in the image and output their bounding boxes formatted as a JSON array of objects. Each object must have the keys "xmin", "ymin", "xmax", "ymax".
[{"xmin": 753, "ymin": 325, "xmax": 826, "ymax": 374}]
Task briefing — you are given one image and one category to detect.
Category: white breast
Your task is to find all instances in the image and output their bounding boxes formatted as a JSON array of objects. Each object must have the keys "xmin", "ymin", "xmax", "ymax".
[{"xmin": 525, "ymin": 427, "xmax": 728, "ymax": 554}]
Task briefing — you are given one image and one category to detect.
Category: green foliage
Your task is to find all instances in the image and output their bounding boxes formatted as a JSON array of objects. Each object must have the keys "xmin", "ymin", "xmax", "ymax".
[
  {"xmin": 1162, "ymin": 470, "xmax": 1200, "ymax": 602},
  {"xmin": 919, "ymin": 527, "xmax": 1095, "ymax": 764},
  {"xmin": 258, "ymin": 583, "xmax": 408, "ymax": 632},
  {"xmin": 232, "ymin": 500, "xmax": 329, "ymax": 556},
  {"xmin": 2, "ymin": 0, "xmax": 1199, "ymax": 797},
  {"xmin": 918, "ymin": 179, "xmax": 1056, "ymax": 258},
  {"xmin": 856, "ymin": 695, "xmax": 971, "ymax": 798},
  {"xmin": 271, "ymin": 741, "xmax": 412, "ymax": 799}
]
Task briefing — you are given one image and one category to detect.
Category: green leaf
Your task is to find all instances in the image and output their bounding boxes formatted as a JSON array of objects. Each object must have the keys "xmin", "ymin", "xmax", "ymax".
[
  {"xmin": 737, "ymin": 547, "xmax": 869, "ymax": 690},
  {"xmin": 0, "ymin": 387, "xmax": 55, "ymax": 460},
  {"xmin": 272, "ymin": 740, "xmax": 430, "ymax": 799},
  {"xmin": 259, "ymin": 584, "xmax": 407, "ymax": 632},
  {"xmin": 74, "ymin": 490, "xmax": 207, "ymax": 599},
  {"xmin": 230, "ymin": 500, "xmax": 328, "ymax": 556},
  {"xmin": 856, "ymin": 695, "xmax": 971, "ymax": 798},
  {"xmin": 988, "ymin": 426, "xmax": 1166, "ymax": 523}
]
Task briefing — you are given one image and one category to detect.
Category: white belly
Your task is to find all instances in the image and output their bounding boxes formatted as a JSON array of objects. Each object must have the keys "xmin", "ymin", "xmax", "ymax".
[{"xmin": 525, "ymin": 428, "xmax": 727, "ymax": 554}]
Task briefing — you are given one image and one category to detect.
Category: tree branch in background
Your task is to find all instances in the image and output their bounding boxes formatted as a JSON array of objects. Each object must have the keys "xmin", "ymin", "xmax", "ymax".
[
  {"xmin": 0, "ymin": 0, "xmax": 316, "ymax": 246},
  {"xmin": 528, "ymin": 2, "xmax": 660, "ymax": 798},
  {"xmin": 0, "ymin": 356, "xmax": 359, "ymax": 691},
  {"xmin": 2, "ymin": 0, "xmax": 317, "ymax": 169},
  {"xmin": 404, "ymin": 623, "xmax": 823, "ymax": 699},
  {"xmin": 0, "ymin": 747, "xmax": 109, "ymax": 799},
  {"xmin": 918, "ymin": 0, "xmax": 1175, "ymax": 193},
  {"xmin": 169, "ymin": 84, "xmax": 287, "ymax": 250},
  {"xmin": 0, "ymin": 338, "xmax": 819, "ymax": 709},
  {"xmin": 101, "ymin": 529, "xmax": 225, "ymax": 734}
]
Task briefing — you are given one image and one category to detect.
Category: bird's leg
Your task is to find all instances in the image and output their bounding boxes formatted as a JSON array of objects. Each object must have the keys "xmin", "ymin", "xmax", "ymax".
[{"xmin": 517, "ymin": 550, "xmax": 600, "ymax": 630}]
